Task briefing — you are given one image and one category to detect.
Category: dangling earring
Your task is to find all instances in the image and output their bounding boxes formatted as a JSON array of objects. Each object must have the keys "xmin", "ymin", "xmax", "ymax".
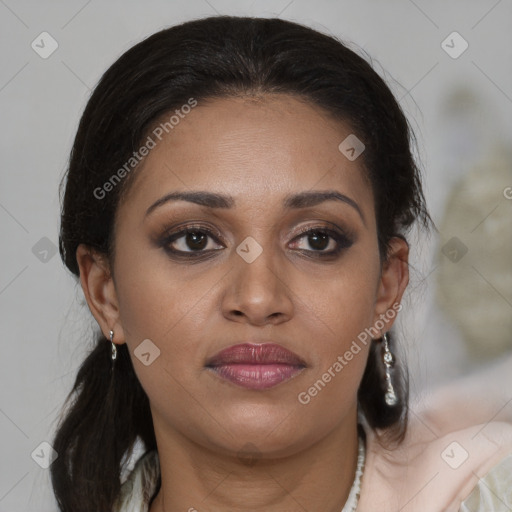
[
  {"xmin": 110, "ymin": 329, "xmax": 117, "ymax": 362},
  {"xmin": 382, "ymin": 332, "xmax": 398, "ymax": 406}
]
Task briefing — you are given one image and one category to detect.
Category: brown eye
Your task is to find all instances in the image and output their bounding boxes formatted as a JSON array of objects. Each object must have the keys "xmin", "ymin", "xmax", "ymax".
[
  {"xmin": 290, "ymin": 227, "xmax": 353, "ymax": 257},
  {"xmin": 181, "ymin": 231, "xmax": 208, "ymax": 251},
  {"xmin": 162, "ymin": 227, "xmax": 224, "ymax": 255},
  {"xmin": 303, "ymin": 231, "xmax": 332, "ymax": 251}
]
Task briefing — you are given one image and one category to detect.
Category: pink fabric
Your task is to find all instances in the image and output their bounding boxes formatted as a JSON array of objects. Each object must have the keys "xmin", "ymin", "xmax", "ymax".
[{"xmin": 358, "ymin": 417, "xmax": 512, "ymax": 511}]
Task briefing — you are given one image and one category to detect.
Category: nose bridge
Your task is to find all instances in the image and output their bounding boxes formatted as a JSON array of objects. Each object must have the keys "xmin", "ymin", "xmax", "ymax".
[
  {"xmin": 222, "ymin": 233, "xmax": 293, "ymax": 323},
  {"xmin": 235, "ymin": 233, "xmax": 281, "ymax": 295}
]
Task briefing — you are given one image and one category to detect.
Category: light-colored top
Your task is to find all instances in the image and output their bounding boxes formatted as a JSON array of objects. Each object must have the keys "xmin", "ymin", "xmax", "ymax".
[{"xmin": 113, "ymin": 420, "xmax": 512, "ymax": 511}]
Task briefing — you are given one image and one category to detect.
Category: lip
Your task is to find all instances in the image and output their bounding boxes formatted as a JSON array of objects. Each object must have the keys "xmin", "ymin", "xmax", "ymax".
[{"xmin": 205, "ymin": 342, "xmax": 307, "ymax": 390}]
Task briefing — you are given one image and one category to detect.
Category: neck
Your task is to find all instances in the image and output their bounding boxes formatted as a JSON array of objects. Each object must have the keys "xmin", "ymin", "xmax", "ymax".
[{"xmin": 149, "ymin": 410, "xmax": 360, "ymax": 512}]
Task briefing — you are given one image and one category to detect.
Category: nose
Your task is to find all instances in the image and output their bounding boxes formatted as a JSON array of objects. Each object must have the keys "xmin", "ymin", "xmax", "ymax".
[{"xmin": 221, "ymin": 238, "xmax": 294, "ymax": 326}]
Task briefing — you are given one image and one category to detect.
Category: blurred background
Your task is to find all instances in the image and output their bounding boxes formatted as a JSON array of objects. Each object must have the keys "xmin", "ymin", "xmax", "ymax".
[{"xmin": 1, "ymin": 0, "xmax": 511, "ymax": 509}]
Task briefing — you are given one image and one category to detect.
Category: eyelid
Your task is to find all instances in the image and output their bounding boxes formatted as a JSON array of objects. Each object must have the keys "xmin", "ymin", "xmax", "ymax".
[
  {"xmin": 161, "ymin": 222, "xmax": 226, "ymax": 244},
  {"xmin": 288, "ymin": 220, "xmax": 355, "ymax": 241}
]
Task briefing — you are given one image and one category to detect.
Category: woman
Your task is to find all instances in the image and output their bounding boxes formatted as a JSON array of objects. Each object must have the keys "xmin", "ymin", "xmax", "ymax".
[{"xmin": 51, "ymin": 15, "xmax": 512, "ymax": 512}]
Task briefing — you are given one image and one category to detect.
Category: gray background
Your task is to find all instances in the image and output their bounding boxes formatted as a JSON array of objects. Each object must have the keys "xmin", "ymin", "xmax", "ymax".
[{"xmin": 1, "ymin": 0, "xmax": 511, "ymax": 510}]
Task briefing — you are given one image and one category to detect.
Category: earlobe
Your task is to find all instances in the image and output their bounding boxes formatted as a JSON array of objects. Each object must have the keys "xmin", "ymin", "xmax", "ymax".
[
  {"xmin": 374, "ymin": 237, "xmax": 409, "ymax": 325},
  {"xmin": 75, "ymin": 244, "xmax": 125, "ymax": 344}
]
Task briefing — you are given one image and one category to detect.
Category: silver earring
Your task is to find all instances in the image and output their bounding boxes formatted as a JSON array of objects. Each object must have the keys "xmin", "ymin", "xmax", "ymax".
[
  {"xmin": 382, "ymin": 332, "xmax": 397, "ymax": 406},
  {"xmin": 110, "ymin": 330, "xmax": 117, "ymax": 361}
]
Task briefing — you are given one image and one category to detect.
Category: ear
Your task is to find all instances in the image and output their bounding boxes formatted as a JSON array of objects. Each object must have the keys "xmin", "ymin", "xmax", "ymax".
[
  {"xmin": 76, "ymin": 244, "xmax": 126, "ymax": 345},
  {"xmin": 373, "ymin": 236, "xmax": 409, "ymax": 328}
]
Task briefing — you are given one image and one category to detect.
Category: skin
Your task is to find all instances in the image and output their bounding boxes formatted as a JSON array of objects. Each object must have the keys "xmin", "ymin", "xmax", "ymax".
[{"xmin": 76, "ymin": 94, "xmax": 409, "ymax": 512}]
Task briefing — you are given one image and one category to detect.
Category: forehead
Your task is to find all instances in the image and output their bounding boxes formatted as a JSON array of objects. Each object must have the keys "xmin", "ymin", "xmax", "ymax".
[{"xmin": 119, "ymin": 94, "xmax": 373, "ymax": 217}]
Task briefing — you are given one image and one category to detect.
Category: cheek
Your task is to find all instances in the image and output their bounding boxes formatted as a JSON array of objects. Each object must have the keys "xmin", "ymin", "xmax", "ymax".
[
  {"xmin": 292, "ymin": 251, "xmax": 380, "ymax": 402},
  {"xmin": 294, "ymin": 282, "xmax": 375, "ymax": 422},
  {"xmin": 300, "ymin": 251, "xmax": 380, "ymax": 343},
  {"xmin": 305, "ymin": 280, "xmax": 375, "ymax": 371},
  {"xmin": 113, "ymin": 245, "xmax": 223, "ymax": 378},
  {"xmin": 112, "ymin": 251, "xmax": 206, "ymax": 412}
]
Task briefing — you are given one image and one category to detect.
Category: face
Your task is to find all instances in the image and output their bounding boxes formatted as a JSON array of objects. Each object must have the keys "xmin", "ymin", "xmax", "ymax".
[{"xmin": 78, "ymin": 94, "xmax": 408, "ymax": 459}]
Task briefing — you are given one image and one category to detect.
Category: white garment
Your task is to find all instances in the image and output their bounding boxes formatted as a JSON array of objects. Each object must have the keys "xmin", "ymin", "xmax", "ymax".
[
  {"xmin": 113, "ymin": 449, "xmax": 159, "ymax": 512},
  {"xmin": 459, "ymin": 455, "xmax": 512, "ymax": 511}
]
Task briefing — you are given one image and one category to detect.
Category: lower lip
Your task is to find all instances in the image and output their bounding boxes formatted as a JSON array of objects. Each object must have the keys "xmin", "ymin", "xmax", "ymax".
[{"xmin": 207, "ymin": 364, "xmax": 305, "ymax": 390}]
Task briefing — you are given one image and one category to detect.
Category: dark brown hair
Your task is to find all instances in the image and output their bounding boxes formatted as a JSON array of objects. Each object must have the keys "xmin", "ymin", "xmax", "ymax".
[{"xmin": 53, "ymin": 15, "xmax": 431, "ymax": 512}]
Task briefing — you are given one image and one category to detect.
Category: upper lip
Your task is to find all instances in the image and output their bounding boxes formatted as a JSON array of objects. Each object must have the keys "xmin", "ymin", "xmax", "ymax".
[{"xmin": 205, "ymin": 342, "xmax": 307, "ymax": 367}]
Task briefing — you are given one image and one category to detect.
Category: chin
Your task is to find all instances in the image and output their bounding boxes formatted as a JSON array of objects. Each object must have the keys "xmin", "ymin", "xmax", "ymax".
[{"xmin": 205, "ymin": 413, "xmax": 317, "ymax": 459}]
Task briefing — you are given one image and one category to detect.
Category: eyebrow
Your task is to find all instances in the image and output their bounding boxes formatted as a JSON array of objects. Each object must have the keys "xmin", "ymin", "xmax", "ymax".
[{"xmin": 145, "ymin": 190, "xmax": 365, "ymax": 224}]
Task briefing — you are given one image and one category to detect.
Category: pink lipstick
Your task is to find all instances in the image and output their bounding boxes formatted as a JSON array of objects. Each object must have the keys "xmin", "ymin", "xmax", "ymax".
[{"xmin": 205, "ymin": 343, "xmax": 306, "ymax": 390}]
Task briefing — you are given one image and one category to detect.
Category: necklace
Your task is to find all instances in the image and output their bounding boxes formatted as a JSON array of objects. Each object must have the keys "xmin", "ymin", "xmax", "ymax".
[{"xmin": 341, "ymin": 428, "xmax": 366, "ymax": 512}]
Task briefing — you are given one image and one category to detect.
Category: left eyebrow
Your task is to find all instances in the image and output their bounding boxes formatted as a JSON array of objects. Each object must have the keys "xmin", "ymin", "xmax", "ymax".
[
  {"xmin": 145, "ymin": 189, "xmax": 365, "ymax": 225},
  {"xmin": 282, "ymin": 190, "xmax": 365, "ymax": 224}
]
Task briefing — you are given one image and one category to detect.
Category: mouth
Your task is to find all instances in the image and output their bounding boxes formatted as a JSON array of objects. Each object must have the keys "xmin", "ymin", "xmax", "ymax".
[{"xmin": 205, "ymin": 342, "xmax": 307, "ymax": 390}]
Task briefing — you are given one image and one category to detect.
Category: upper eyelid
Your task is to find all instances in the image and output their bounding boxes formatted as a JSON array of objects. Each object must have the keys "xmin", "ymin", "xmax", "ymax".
[
  {"xmin": 166, "ymin": 223, "xmax": 345, "ymax": 238},
  {"xmin": 163, "ymin": 217, "xmax": 350, "ymax": 234}
]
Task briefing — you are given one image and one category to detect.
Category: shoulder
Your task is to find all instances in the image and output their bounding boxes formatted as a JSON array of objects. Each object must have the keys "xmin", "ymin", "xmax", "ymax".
[
  {"xmin": 358, "ymin": 418, "xmax": 512, "ymax": 512},
  {"xmin": 113, "ymin": 449, "xmax": 160, "ymax": 512}
]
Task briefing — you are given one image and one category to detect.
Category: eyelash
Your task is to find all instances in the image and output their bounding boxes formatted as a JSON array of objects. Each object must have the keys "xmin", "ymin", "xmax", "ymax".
[{"xmin": 159, "ymin": 223, "xmax": 354, "ymax": 260}]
